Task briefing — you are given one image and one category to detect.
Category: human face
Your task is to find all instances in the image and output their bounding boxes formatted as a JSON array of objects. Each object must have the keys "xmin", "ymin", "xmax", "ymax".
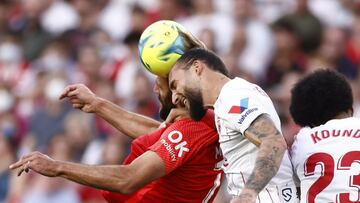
[
  {"xmin": 153, "ymin": 77, "xmax": 175, "ymax": 120},
  {"xmin": 169, "ymin": 63, "xmax": 206, "ymax": 121}
]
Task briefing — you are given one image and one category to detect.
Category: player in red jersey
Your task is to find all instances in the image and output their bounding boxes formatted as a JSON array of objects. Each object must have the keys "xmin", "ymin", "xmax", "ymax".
[{"xmin": 9, "ymin": 76, "xmax": 223, "ymax": 203}]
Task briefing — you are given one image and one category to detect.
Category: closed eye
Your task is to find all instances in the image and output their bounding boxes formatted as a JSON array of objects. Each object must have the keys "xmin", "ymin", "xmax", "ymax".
[{"xmin": 169, "ymin": 80, "xmax": 177, "ymax": 91}]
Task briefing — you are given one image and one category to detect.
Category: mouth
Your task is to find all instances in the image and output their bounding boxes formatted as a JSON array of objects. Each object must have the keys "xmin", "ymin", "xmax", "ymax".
[
  {"xmin": 180, "ymin": 96, "xmax": 186, "ymax": 105},
  {"xmin": 178, "ymin": 95, "xmax": 188, "ymax": 108}
]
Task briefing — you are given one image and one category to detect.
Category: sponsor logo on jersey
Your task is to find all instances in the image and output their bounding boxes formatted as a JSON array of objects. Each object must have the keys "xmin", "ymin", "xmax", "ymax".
[
  {"xmin": 228, "ymin": 98, "xmax": 249, "ymax": 114},
  {"xmin": 228, "ymin": 98, "xmax": 258, "ymax": 124},
  {"xmin": 161, "ymin": 130, "xmax": 190, "ymax": 161},
  {"xmin": 237, "ymin": 108, "xmax": 258, "ymax": 124}
]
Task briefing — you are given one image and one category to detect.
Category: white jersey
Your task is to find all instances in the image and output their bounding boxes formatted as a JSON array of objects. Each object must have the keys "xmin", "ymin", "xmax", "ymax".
[
  {"xmin": 214, "ymin": 78, "xmax": 297, "ymax": 202},
  {"xmin": 291, "ymin": 117, "xmax": 360, "ymax": 203}
]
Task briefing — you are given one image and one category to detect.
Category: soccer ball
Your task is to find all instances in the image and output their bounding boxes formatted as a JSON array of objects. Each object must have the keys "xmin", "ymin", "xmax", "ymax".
[{"xmin": 138, "ymin": 20, "xmax": 189, "ymax": 77}]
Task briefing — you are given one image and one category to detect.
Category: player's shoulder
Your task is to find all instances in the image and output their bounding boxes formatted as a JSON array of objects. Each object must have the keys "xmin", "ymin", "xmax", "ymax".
[
  {"xmin": 167, "ymin": 118, "xmax": 210, "ymax": 132},
  {"xmin": 292, "ymin": 127, "xmax": 310, "ymax": 149},
  {"xmin": 329, "ymin": 117, "xmax": 360, "ymax": 127},
  {"xmin": 219, "ymin": 77, "xmax": 253, "ymax": 95},
  {"xmin": 216, "ymin": 78, "xmax": 267, "ymax": 106},
  {"xmin": 133, "ymin": 127, "xmax": 166, "ymax": 147},
  {"xmin": 295, "ymin": 127, "xmax": 312, "ymax": 137},
  {"xmin": 164, "ymin": 117, "xmax": 216, "ymax": 142},
  {"xmin": 290, "ymin": 127, "xmax": 311, "ymax": 164},
  {"xmin": 166, "ymin": 110, "xmax": 214, "ymax": 128}
]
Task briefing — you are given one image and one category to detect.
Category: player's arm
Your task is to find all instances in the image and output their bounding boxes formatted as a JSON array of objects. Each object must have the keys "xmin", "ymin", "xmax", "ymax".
[
  {"xmin": 237, "ymin": 114, "xmax": 287, "ymax": 202},
  {"xmin": 9, "ymin": 150, "xmax": 165, "ymax": 194},
  {"xmin": 59, "ymin": 84, "xmax": 161, "ymax": 139}
]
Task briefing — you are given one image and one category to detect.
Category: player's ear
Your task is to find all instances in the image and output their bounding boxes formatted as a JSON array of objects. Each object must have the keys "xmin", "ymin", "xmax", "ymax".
[{"xmin": 192, "ymin": 60, "xmax": 204, "ymax": 76}]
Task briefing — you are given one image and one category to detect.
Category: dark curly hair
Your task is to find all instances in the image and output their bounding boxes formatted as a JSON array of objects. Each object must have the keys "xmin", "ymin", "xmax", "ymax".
[{"xmin": 290, "ymin": 69, "xmax": 353, "ymax": 127}]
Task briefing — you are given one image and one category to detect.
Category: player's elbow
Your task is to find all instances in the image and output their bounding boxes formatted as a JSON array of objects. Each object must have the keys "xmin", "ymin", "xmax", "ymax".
[
  {"xmin": 116, "ymin": 184, "xmax": 137, "ymax": 195},
  {"xmin": 271, "ymin": 136, "xmax": 287, "ymax": 156},
  {"xmin": 120, "ymin": 181, "xmax": 140, "ymax": 194},
  {"xmin": 261, "ymin": 132, "xmax": 287, "ymax": 154},
  {"xmin": 258, "ymin": 135, "xmax": 287, "ymax": 173},
  {"xmin": 113, "ymin": 170, "xmax": 140, "ymax": 194},
  {"xmin": 277, "ymin": 135, "xmax": 287, "ymax": 152}
]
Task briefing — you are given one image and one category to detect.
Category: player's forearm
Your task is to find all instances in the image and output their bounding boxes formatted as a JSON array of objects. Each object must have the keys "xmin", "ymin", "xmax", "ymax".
[
  {"xmin": 242, "ymin": 114, "xmax": 287, "ymax": 195},
  {"xmin": 56, "ymin": 160, "xmax": 136, "ymax": 194},
  {"xmin": 244, "ymin": 136, "xmax": 286, "ymax": 193},
  {"xmin": 94, "ymin": 97, "xmax": 161, "ymax": 138}
]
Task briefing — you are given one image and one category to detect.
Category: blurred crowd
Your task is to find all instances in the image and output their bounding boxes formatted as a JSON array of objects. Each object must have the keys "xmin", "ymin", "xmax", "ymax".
[{"xmin": 0, "ymin": 0, "xmax": 360, "ymax": 202}]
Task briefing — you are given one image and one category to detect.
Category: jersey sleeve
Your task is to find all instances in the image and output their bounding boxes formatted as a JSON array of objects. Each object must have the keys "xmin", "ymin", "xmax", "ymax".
[
  {"xmin": 123, "ymin": 128, "xmax": 165, "ymax": 164},
  {"xmin": 219, "ymin": 88, "xmax": 270, "ymax": 134},
  {"xmin": 148, "ymin": 120, "xmax": 214, "ymax": 174}
]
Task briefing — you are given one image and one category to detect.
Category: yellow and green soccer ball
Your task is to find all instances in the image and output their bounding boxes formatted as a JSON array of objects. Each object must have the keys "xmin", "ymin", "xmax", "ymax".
[{"xmin": 138, "ymin": 20, "xmax": 189, "ymax": 77}]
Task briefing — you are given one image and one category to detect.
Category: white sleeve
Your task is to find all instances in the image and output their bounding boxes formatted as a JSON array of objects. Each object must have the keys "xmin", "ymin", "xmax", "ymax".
[
  {"xmin": 221, "ymin": 90, "xmax": 270, "ymax": 135},
  {"xmin": 289, "ymin": 134, "xmax": 301, "ymax": 187}
]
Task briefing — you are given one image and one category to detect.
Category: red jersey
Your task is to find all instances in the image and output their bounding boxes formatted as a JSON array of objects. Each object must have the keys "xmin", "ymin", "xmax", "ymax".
[{"xmin": 102, "ymin": 110, "xmax": 223, "ymax": 203}]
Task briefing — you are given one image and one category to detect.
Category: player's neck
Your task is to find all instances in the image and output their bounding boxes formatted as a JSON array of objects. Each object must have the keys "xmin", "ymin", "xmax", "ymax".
[
  {"xmin": 334, "ymin": 110, "xmax": 353, "ymax": 120},
  {"xmin": 202, "ymin": 73, "xmax": 230, "ymax": 107}
]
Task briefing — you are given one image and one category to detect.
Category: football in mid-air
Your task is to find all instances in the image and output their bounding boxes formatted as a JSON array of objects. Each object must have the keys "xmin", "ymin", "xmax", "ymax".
[{"xmin": 138, "ymin": 20, "xmax": 190, "ymax": 77}]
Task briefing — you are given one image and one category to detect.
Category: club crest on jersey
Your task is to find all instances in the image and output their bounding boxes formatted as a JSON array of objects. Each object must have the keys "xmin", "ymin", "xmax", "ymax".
[
  {"xmin": 228, "ymin": 98, "xmax": 249, "ymax": 114},
  {"xmin": 281, "ymin": 188, "xmax": 293, "ymax": 202}
]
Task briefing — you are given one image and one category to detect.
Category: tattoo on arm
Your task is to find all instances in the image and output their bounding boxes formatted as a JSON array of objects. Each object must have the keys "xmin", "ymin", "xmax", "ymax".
[{"xmin": 243, "ymin": 114, "xmax": 287, "ymax": 193}]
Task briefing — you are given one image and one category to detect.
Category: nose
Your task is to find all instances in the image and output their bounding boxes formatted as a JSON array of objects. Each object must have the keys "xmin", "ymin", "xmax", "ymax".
[{"xmin": 153, "ymin": 83, "xmax": 159, "ymax": 94}]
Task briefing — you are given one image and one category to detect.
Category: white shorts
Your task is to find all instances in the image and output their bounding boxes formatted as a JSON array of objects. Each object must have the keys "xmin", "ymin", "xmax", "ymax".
[
  {"xmin": 227, "ymin": 173, "xmax": 299, "ymax": 203},
  {"xmin": 277, "ymin": 183, "xmax": 299, "ymax": 203}
]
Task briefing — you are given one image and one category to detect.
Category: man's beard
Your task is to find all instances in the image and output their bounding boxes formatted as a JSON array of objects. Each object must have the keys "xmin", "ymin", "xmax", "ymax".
[
  {"xmin": 184, "ymin": 87, "xmax": 206, "ymax": 121},
  {"xmin": 159, "ymin": 93, "xmax": 175, "ymax": 121}
]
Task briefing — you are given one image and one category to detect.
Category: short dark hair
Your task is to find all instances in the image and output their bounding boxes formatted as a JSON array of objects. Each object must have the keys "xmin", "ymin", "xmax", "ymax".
[
  {"xmin": 175, "ymin": 48, "xmax": 229, "ymax": 77},
  {"xmin": 290, "ymin": 69, "xmax": 353, "ymax": 127}
]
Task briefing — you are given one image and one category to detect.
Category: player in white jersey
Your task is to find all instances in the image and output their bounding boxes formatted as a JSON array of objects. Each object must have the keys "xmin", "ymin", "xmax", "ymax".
[
  {"xmin": 214, "ymin": 77, "xmax": 297, "ymax": 202},
  {"xmin": 290, "ymin": 69, "xmax": 360, "ymax": 203},
  {"xmin": 168, "ymin": 48, "xmax": 298, "ymax": 203}
]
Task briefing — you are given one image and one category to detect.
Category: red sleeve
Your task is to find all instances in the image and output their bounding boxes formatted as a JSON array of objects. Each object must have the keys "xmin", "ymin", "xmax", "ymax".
[
  {"xmin": 148, "ymin": 119, "xmax": 214, "ymax": 174},
  {"xmin": 101, "ymin": 128, "xmax": 166, "ymax": 202},
  {"xmin": 200, "ymin": 109, "xmax": 216, "ymax": 129},
  {"xmin": 123, "ymin": 128, "xmax": 165, "ymax": 164}
]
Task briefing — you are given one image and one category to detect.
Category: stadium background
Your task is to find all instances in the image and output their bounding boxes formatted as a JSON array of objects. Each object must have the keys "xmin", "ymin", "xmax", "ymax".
[{"xmin": 0, "ymin": 0, "xmax": 360, "ymax": 202}]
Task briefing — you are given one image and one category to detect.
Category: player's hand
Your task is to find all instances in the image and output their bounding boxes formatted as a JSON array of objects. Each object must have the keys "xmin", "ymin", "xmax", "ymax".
[
  {"xmin": 231, "ymin": 188, "xmax": 257, "ymax": 203},
  {"xmin": 9, "ymin": 151, "xmax": 60, "ymax": 177},
  {"xmin": 164, "ymin": 108, "xmax": 190, "ymax": 124},
  {"xmin": 59, "ymin": 84, "xmax": 99, "ymax": 113},
  {"xmin": 180, "ymin": 30, "xmax": 207, "ymax": 49}
]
